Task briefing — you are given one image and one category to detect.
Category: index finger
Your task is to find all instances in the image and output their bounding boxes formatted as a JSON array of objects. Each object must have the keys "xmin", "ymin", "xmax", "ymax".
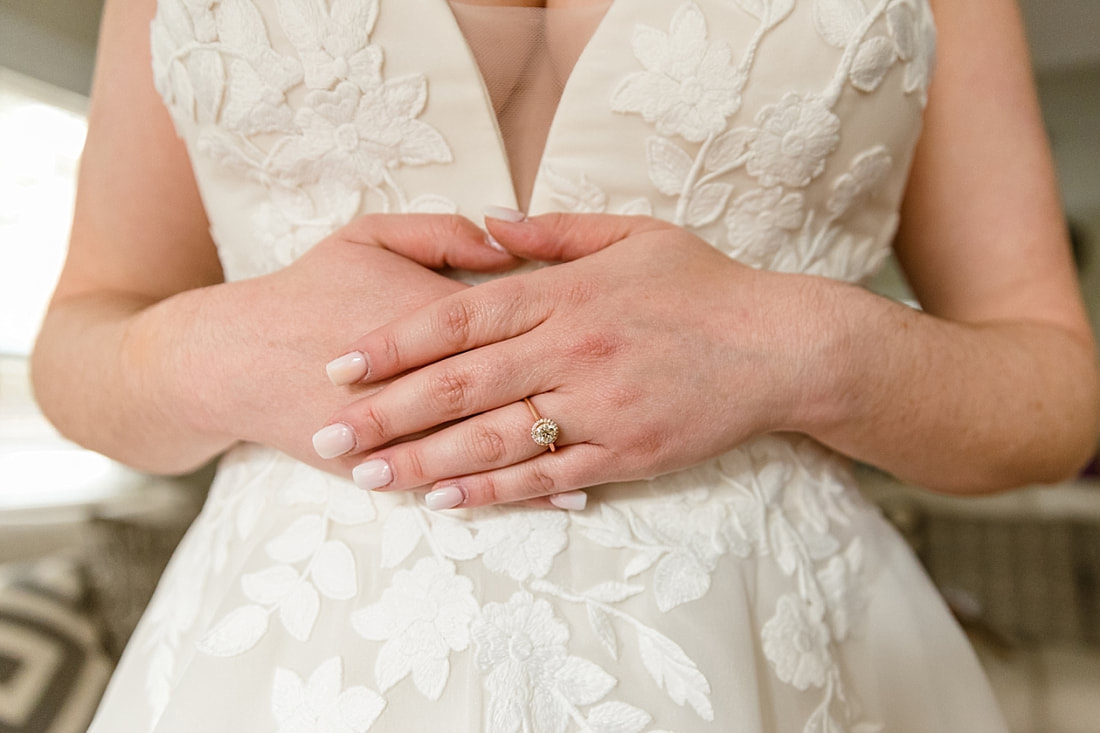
[{"xmin": 324, "ymin": 275, "xmax": 544, "ymax": 386}]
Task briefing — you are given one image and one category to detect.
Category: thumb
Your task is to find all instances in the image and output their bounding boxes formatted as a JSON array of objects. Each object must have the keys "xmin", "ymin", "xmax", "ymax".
[
  {"xmin": 340, "ymin": 213, "xmax": 520, "ymax": 272},
  {"xmin": 483, "ymin": 208, "xmax": 670, "ymax": 262}
]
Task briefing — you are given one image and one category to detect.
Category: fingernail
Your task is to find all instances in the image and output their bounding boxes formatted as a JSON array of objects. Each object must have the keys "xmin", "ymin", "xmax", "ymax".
[
  {"xmin": 312, "ymin": 423, "xmax": 356, "ymax": 459},
  {"xmin": 352, "ymin": 459, "xmax": 392, "ymax": 490},
  {"xmin": 425, "ymin": 484, "xmax": 465, "ymax": 511},
  {"xmin": 326, "ymin": 351, "xmax": 368, "ymax": 386},
  {"xmin": 484, "ymin": 232, "xmax": 509, "ymax": 253},
  {"xmin": 483, "ymin": 205, "xmax": 526, "ymax": 223},
  {"xmin": 549, "ymin": 491, "xmax": 587, "ymax": 511}
]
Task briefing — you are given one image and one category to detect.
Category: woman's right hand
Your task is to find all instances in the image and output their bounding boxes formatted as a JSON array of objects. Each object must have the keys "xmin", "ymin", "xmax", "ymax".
[{"xmin": 185, "ymin": 214, "xmax": 515, "ymax": 475}]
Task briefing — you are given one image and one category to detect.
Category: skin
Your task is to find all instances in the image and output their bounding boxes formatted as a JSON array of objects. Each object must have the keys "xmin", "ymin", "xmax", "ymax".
[{"xmin": 32, "ymin": 0, "xmax": 1100, "ymax": 509}]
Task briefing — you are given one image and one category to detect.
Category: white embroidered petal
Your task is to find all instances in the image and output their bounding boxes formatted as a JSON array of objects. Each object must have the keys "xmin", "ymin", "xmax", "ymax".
[
  {"xmin": 544, "ymin": 166, "xmax": 608, "ymax": 213},
  {"xmin": 198, "ymin": 604, "xmax": 269, "ymax": 657},
  {"xmin": 653, "ymin": 550, "xmax": 713, "ymax": 612},
  {"xmin": 746, "ymin": 93, "xmax": 841, "ymax": 188},
  {"xmin": 637, "ymin": 628, "xmax": 714, "ymax": 720},
  {"xmin": 813, "ymin": 0, "xmax": 867, "ymax": 48},
  {"xmin": 411, "ymin": 656, "xmax": 450, "ymax": 700},
  {"xmin": 272, "ymin": 667, "xmax": 307, "ymax": 724},
  {"xmin": 556, "ymin": 655, "xmax": 616, "ymax": 706},
  {"xmin": 703, "ymin": 126, "xmax": 753, "ymax": 173},
  {"xmin": 266, "ymin": 514, "xmax": 326, "ymax": 563},
  {"xmin": 280, "ymin": 581, "xmax": 320, "ymax": 642},
  {"xmin": 827, "ymin": 146, "xmax": 892, "ymax": 218},
  {"xmin": 313, "ymin": 540, "xmax": 358, "ymax": 600},
  {"xmin": 374, "ymin": 640, "xmax": 413, "ymax": 693},
  {"xmin": 587, "ymin": 604, "xmax": 619, "ymax": 659},
  {"xmin": 429, "ymin": 513, "xmax": 481, "ymax": 561},
  {"xmin": 582, "ymin": 582, "xmax": 645, "ymax": 604},
  {"xmin": 850, "ymin": 36, "xmax": 897, "ymax": 92},
  {"xmin": 242, "ymin": 564, "xmax": 300, "ymax": 605},
  {"xmin": 476, "ymin": 508, "xmax": 568, "ymax": 581},
  {"xmin": 617, "ymin": 197, "xmax": 653, "ymax": 216},
  {"xmin": 585, "ymin": 700, "xmax": 652, "ymax": 733},
  {"xmin": 685, "ymin": 181, "xmax": 733, "ymax": 227},
  {"xmin": 646, "ymin": 137, "xmax": 693, "ymax": 196},
  {"xmin": 762, "ymin": 593, "xmax": 832, "ymax": 690},
  {"xmin": 335, "ymin": 686, "xmax": 386, "ymax": 732},
  {"xmin": 327, "ymin": 483, "xmax": 377, "ymax": 526},
  {"xmin": 306, "ymin": 657, "xmax": 344, "ymax": 712}
]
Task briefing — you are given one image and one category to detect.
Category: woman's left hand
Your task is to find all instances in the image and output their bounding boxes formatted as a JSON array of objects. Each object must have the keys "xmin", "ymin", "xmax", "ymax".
[{"xmin": 315, "ymin": 212, "xmax": 830, "ymax": 509}]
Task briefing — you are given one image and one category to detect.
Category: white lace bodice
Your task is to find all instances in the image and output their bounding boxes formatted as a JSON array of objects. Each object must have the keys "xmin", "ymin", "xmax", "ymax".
[{"xmin": 151, "ymin": 0, "xmax": 934, "ymax": 284}]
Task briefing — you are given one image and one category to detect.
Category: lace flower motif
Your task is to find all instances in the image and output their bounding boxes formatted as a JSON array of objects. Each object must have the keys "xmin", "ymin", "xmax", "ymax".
[
  {"xmin": 474, "ymin": 508, "xmax": 569, "ymax": 582},
  {"xmin": 276, "ymin": 0, "xmax": 383, "ymax": 90},
  {"xmin": 724, "ymin": 186, "xmax": 805, "ymax": 263},
  {"xmin": 271, "ymin": 656, "xmax": 385, "ymax": 733},
  {"xmin": 611, "ymin": 2, "xmax": 744, "ymax": 143},
  {"xmin": 270, "ymin": 79, "xmax": 452, "ymax": 189},
  {"xmin": 761, "ymin": 593, "xmax": 832, "ymax": 691},
  {"xmin": 745, "ymin": 92, "xmax": 841, "ymax": 188},
  {"xmin": 474, "ymin": 591, "xmax": 617, "ymax": 733},
  {"xmin": 351, "ymin": 558, "xmax": 478, "ymax": 700}
]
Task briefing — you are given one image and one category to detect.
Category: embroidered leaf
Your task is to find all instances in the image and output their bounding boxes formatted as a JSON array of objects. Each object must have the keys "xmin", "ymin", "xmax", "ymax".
[
  {"xmin": 430, "ymin": 515, "xmax": 480, "ymax": 561},
  {"xmin": 241, "ymin": 564, "xmax": 299, "ymax": 604},
  {"xmin": 806, "ymin": 707, "xmax": 844, "ymax": 733},
  {"xmin": 556, "ymin": 656, "xmax": 616, "ymax": 705},
  {"xmin": 280, "ymin": 581, "xmax": 320, "ymax": 641},
  {"xmin": 886, "ymin": 2, "xmax": 918, "ymax": 61},
  {"xmin": 585, "ymin": 701, "xmax": 652, "ymax": 733},
  {"xmin": 216, "ymin": 0, "xmax": 270, "ymax": 51},
  {"xmin": 685, "ymin": 182, "xmax": 734, "ymax": 227},
  {"xmin": 583, "ymin": 582, "xmax": 645, "ymax": 604},
  {"xmin": 407, "ymin": 194, "xmax": 458, "ymax": 214},
  {"xmin": 544, "ymin": 166, "xmax": 608, "ymax": 213},
  {"xmin": 198, "ymin": 604, "xmax": 269, "ymax": 656},
  {"xmin": 646, "ymin": 136, "xmax": 693, "ymax": 196},
  {"xmin": 189, "ymin": 49, "xmax": 226, "ymax": 124},
  {"xmin": 654, "ymin": 551, "xmax": 712, "ymax": 612},
  {"xmin": 704, "ymin": 127, "xmax": 752, "ymax": 173},
  {"xmin": 769, "ymin": 515, "xmax": 801, "ymax": 576},
  {"xmin": 399, "ymin": 118, "xmax": 454, "ymax": 167},
  {"xmin": 381, "ymin": 506, "xmax": 421, "ymax": 568},
  {"xmin": 850, "ymin": 36, "xmax": 897, "ymax": 92},
  {"xmin": 813, "ymin": 0, "xmax": 867, "ymax": 48},
  {"xmin": 313, "ymin": 540, "xmax": 358, "ymax": 600},
  {"xmin": 617, "ymin": 197, "xmax": 653, "ymax": 216},
  {"xmin": 577, "ymin": 504, "xmax": 632, "ymax": 548},
  {"xmin": 623, "ymin": 550, "xmax": 660, "ymax": 579},
  {"xmin": 826, "ymin": 145, "xmax": 892, "ymax": 217},
  {"xmin": 265, "ymin": 513, "xmax": 324, "ymax": 563},
  {"xmin": 274, "ymin": 0, "xmax": 322, "ymax": 51},
  {"xmin": 337, "ymin": 686, "xmax": 387, "ymax": 731},
  {"xmin": 327, "ymin": 483, "xmax": 377, "ymax": 526},
  {"xmin": 411, "ymin": 656, "xmax": 449, "ymax": 700},
  {"xmin": 637, "ymin": 628, "xmax": 714, "ymax": 720},
  {"xmin": 375, "ymin": 640, "xmax": 413, "ymax": 692},
  {"xmin": 587, "ymin": 603, "xmax": 619, "ymax": 659}
]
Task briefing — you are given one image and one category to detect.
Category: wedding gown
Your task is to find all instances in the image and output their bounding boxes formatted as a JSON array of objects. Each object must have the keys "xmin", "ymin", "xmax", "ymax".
[{"xmin": 89, "ymin": 1, "xmax": 1011, "ymax": 731}]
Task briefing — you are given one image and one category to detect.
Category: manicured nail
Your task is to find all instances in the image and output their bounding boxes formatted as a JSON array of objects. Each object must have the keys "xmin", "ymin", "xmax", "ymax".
[
  {"xmin": 549, "ymin": 491, "xmax": 587, "ymax": 511},
  {"xmin": 425, "ymin": 485, "xmax": 465, "ymax": 511},
  {"xmin": 484, "ymin": 232, "xmax": 509, "ymax": 253},
  {"xmin": 312, "ymin": 423, "xmax": 356, "ymax": 459},
  {"xmin": 326, "ymin": 351, "xmax": 368, "ymax": 386},
  {"xmin": 352, "ymin": 459, "xmax": 392, "ymax": 490},
  {"xmin": 482, "ymin": 205, "xmax": 526, "ymax": 223}
]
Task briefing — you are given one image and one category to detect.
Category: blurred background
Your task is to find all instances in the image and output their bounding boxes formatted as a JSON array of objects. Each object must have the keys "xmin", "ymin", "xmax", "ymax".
[{"xmin": 0, "ymin": 1, "xmax": 1097, "ymax": 731}]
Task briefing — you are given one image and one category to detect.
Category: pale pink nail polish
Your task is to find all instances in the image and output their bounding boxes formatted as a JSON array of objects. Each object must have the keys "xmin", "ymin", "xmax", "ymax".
[
  {"xmin": 484, "ymin": 232, "xmax": 509, "ymax": 253},
  {"xmin": 353, "ymin": 459, "xmax": 392, "ymax": 490},
  {"xmin": 482, "ymin": 205, "xmax": 526, "ymax": 223},
  {"xmin": 312, "ymin": 423, "xmax": 356, "ymax": 459},
  {"xmin": 549, "ymin": 491, "xmax": 587, "ymax": 511},
  {"xmin": 326, "ymin": 351, "xmax": 368, "ymax": 386},
  {"xmin": 425, "ymin": 485, "xmax": 465, "ymax": 511}
]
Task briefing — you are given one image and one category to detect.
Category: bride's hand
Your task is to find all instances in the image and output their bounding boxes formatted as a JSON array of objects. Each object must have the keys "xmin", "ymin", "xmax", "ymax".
[
  {"xmin": 192, "ymin": 214, "xmax": 517, "ymax": 474},
  {"xmin": 315, "ymin": 213, "xmax": 825, "ymax": 508}
]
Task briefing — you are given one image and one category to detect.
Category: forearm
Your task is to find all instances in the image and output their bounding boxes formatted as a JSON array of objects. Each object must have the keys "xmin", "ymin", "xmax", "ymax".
[
  {"xmin": 32, "ymin": 287, "xmax": 237, "ymax": 475},
  {"xmin": 791, "ymin": 277, "xmax": 1100, "ymax": 494}
]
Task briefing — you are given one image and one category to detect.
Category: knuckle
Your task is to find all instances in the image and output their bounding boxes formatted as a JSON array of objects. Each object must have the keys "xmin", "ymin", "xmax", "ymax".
[
  {"xmin": 399, "ymin": 448, "xmax": 428, "ymax": 486},
  {"xmin": 475, "ymin": 475, "xmax": 503, "ymax": 506},
  {"xmin": 565, "ymin": 331, "xmax": 624, "ymax": 364},
  {"xmin": 378, "ymin": 331, "xmax": 401, "ymax": 371},
  {"xmin": 526, "ymin": 465, "xmax": 558, "ymax": 496},
  {"xmin": 429, "ymin": 368, "xmax": 474, "ymax": 413},
  {"xmin": 561, "ymin": 278, "xmax": 599, "ymax": 308},
  {"xmin": 437, "ymin": 299, "xmax": 475, "ymax": 347},
  {"xmin": 467, "ymin": 424, "xmax": 507, "ymax": 465},
  {"xmin": 359, "ymin": 405, "xmax": 392, "ymax": 443}
]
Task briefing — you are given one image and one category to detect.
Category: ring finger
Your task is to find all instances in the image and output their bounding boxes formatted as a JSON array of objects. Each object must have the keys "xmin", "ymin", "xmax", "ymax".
[{"xmin": 347, "ymin": 396, "xmax": 575, "ymax": 493}]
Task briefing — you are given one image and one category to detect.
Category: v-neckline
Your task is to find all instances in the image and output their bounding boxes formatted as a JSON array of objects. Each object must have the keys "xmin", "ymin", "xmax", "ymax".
[{"xmin": 431, "ymin": 0, "xmax": 624, "ymax": 213}]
